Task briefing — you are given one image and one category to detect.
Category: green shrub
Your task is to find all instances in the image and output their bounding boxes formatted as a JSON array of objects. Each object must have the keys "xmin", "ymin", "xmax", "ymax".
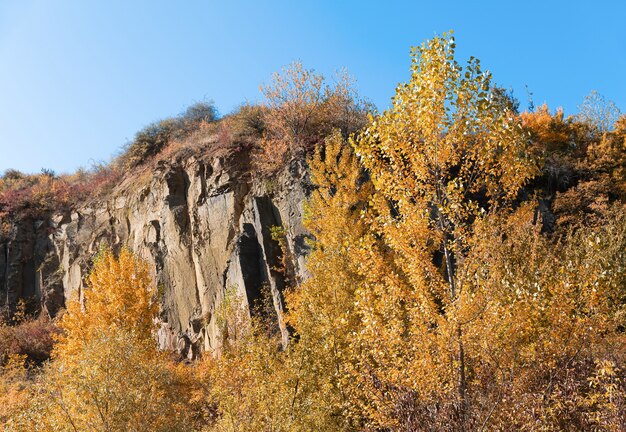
[
  {"xmin": 119, "ymin": 101, "xmax": 220, "ymax": 169},
  {"xmin": 181, "ymin": 101, "xmax": 219, "ymax": 124}
]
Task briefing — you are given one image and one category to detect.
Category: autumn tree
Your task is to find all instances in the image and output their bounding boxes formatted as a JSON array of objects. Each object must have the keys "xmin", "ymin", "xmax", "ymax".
[
  {"xmin": 257, "ymin": 62, "xmax": 372, "ymax": 172},
  {"xmin": 203, "ymin": 284, "xmax": 348, "ymax": 432},
  {"xmin": 6, "ymin": 248, "xmax": 198, "ymax": 432},
  {"xmin": 283, "ymin": 130, "xmax": 375, "ymax": 429},
  {"xmin": 348, "ymin": 31, "xmax": 537, "ymax": 429}
]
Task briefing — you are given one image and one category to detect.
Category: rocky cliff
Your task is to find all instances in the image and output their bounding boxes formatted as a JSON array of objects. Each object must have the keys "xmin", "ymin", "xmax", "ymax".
[{"xmin": 0, "ymin": 150, "xmax": 311, "ymax": 357}]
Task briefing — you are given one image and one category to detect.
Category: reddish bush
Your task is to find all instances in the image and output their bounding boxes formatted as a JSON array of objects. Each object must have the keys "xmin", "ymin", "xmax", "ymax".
[
  {"xmin": 0, "ymin": 175, "xmax": 68, "ymax": 221},
  {"xmin": 64, "ymin": 164, "xmax": 122, "ymax": 204},
  {"xmin": 0, "ymin": 165, "xmax": 122, "ymax": 227},
  {"xmin": 0, "ymin": 317, "xmax": 58, "ymax": 366},
  {"xmin": 256, "ymin": 62, "xmax": 373, "ymax": 174}
]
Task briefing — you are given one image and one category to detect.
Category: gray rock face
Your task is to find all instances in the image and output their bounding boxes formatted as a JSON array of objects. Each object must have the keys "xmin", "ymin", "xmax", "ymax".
[{"xmin": 0, "ymin": 152, "xmax": 311, "ymax": 357}]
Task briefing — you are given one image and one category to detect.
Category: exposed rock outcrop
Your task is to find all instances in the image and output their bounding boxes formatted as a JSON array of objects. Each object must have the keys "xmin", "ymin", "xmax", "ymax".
[{"xmin": 0, "ymin": 151, "xmax": 311, "ymax": 357}]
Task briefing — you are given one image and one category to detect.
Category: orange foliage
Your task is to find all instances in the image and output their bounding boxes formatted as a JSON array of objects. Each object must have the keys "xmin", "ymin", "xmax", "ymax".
[
  {"xmin": 0, "ymin": 165, "xmax": 121, "ymax": 232},
  {"xmin": 5, "ymin": 248, "xmax": 203, "ymax": 432},
  {"xmin": 257, "ymin": 62, "xmax": 371, "ymax": 173},
  {"xmin": 521, "ymin": 104, "xmax": 573, "ymax": 153},
  {"xmin": 54, "ymin": 247, "xmax": 157, "ymax": 354}
]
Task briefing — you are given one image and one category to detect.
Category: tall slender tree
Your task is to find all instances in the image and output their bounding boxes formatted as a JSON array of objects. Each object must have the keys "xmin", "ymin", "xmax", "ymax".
[{"xmin": 351, "ymin": 31, "xmax": 537, "ymax": 429}]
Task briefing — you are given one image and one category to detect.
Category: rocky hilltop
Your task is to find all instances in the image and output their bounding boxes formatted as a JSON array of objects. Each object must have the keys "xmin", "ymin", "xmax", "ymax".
[{"xmin": 0, "ymin": 150, "xmax": 311, "ymax": 357}]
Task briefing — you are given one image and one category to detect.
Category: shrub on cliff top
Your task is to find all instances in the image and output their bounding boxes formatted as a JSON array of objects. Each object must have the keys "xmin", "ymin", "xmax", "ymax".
[
  {"xmin": 181, "ymin": 101, "xmax": 219, "ymax": 125},
  {"xmin": 256, "ymin": 62, "xmax": 374, "ymax": 173},
  {"xmin": 118, "ymin": 101, "xmax": 219, "ymax": 169},
  {"xmin": 5, "ymin": 248, "xmax": 203, "ymax": 432},
  {"xmin": 0, "ymin": 164, "xmax": 121, "ymax": 226}
]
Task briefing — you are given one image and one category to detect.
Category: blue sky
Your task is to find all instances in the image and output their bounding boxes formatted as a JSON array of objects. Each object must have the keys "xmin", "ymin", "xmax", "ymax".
[{"xmin": 0, "ymin": 0, "xmax": 624, "ymax": 174}]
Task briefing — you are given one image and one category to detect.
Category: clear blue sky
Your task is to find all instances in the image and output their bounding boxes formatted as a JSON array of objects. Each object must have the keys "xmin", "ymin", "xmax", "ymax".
[{"xmin": 1, "ymin": 0, "xmax": 624, "ymax": 174}]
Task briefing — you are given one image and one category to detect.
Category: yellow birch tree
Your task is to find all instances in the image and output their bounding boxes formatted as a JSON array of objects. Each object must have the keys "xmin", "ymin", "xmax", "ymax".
[{"xmin": 349, "ymin": 31, "xmax": 537, "ymax": 430}]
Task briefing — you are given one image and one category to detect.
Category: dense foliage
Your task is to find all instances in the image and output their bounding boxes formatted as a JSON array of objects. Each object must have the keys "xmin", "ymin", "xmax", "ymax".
[
  {"xmin": 1, "ymin": 33, "xmax": 624, "ymax": 431},
  {"xmin": 200, "ymin": 33, "xmax": 625, "ymax": 431},
  {"xmin": 4, "ymin": 248, "xmax": 208, "ymax": 431}
]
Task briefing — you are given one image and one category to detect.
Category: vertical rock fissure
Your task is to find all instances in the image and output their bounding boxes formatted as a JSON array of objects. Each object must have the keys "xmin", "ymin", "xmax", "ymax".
[
  {"xmin": 254, "ymin": 196, "xmax": 290, "ymax": 345},
  {"xmin": 189, "ymin": 165, "xmax": 201, "ymax": 307},
  {"xmin": 238, "ymin": 223, "xmax": 268, "ymax": 312}
]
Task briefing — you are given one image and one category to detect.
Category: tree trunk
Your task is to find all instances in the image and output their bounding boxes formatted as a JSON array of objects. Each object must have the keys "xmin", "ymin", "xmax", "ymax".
[
  {"xmin": 457, "ymin": 325, "xmax": 467, "ymax": 431},
  {"xmin": 440, "ymin": 222, "xmax": 467, "ymax": 430}
]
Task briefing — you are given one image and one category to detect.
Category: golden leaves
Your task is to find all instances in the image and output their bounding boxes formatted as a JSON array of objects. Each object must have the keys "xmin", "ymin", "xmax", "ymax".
[
  {"xmin": 6, "ymin": 248, "xmax": 197, "ymax": 432},
  {"xmin": 54, "ymin": 247, "xmax": 157, "ymax": 359}
]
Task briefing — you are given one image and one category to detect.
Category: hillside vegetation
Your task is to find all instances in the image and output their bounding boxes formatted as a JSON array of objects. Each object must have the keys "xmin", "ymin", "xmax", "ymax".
[
  {"xmin": 1, "ymin": 33, "xmax": 625, "ymax": 431},
  {"xmin": 0, "ymin": 64, "xmax": 370, "ymax": 236}
]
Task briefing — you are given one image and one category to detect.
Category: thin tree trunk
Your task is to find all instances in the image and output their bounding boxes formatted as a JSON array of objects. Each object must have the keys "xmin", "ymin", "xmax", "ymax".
[
  {"xmin": 457, "ymin": 325, "xmax": 467, "ymax": 431},
  {"xmin": 440, "ymin": 217, "xmax": 468, "ymax": 431}
]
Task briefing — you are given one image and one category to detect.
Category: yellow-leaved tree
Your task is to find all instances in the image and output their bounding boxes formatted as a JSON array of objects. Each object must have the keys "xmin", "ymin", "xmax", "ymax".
[
  {"xmin": 200, "ymin": 131, "xmax": 373, "ymax": 432},
  {"xmin": 285, "ymin": 130, "xmax": 375, "ymax": 430},
  {"xmin": 204, "ymin": 283, "xmax": 350, "ymax": 432},
  {"xmin": 6, "ymin": 247, "xmax": 199, "ymax": 432},
  {"xmin": 347, "ymin": 31, "xmax": 537, "ymax": 430}
]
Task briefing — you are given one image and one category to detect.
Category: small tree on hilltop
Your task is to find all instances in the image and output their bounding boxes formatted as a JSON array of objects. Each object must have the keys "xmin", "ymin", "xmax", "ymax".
[{"xmin": 258, "ymin": 62, "xmax": 372, "ymax": 173}]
